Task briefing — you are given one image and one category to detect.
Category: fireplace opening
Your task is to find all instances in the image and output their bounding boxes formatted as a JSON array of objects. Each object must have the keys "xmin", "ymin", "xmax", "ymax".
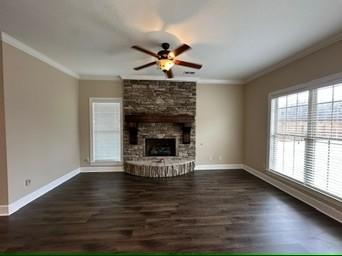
[{"xmin": 145, "ymin": 138, "xmax": 176, "ymax": 157}]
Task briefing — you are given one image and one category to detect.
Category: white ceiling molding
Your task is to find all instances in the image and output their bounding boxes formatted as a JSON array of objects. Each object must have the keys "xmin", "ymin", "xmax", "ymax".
[
  {"xmin": 120, "ymin": 75, "xmax": 244, "ymax": 85},
  {"xmin": 245, "ymin": 32, "xmax": 342, "ymax": 83},
  {"xmin": 121, "ymin": 74, "xmax": 197, "ymax": 82},
  {"xmin": 0, "ymin": 33, "xmax": 243, "ymax": 85},
  {"xmin": 0, "ymin": 32, "xmax": 79, "ymax": 79},
  {"xmin": 79, "ymin": 75, "xmax": 121, "ymax": 81},
  {"xmin": 197, "ymin": 78, "xmax": 245, "ymax": 85}
]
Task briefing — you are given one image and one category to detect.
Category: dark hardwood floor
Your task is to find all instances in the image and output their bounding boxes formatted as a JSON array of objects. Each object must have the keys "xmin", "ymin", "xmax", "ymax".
[{"xmin": 0, "ymin": 170, "xmax": 341, "ymax": 252}]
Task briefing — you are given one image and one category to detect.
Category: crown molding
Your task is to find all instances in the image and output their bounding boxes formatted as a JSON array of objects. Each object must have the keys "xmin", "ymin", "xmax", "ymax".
[
  {"xmin": 120, "ymin": 75, "xmax": 244, "ymax": 85},
  {"xmin": 121, "ymin": 74, "xmax": 194, "ymax": 82},
  {"xmin": 245, "ymin": 32, "xmax": 342, "ymax": 83},
  {"xmin": 0, "ymin": 32, "xmax": 79, "ymax": 79},
  {"xmin": 197, "ymin": 78, "xmax": 244, "ymax": 85},
  {"xmin": 79, "ymin": 75, "xmax": 122, "ymax": 81}
]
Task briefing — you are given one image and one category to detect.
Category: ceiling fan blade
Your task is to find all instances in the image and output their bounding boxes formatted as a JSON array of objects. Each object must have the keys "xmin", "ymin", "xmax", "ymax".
[
  {"xmin": 134, "ymin": 61, "xmax": 157, "ymax": 70},
  {"xmin": 171, "ymin": 44, "xmax": 191, "ymax": 56},
  {"xmin": 132, "ymin": 45, "xmax": 159, "ymax": 58},
  {"xmin": 165, "ymin": 69, "xmax": 174, "ymax": 79},
  {"xmin": 174, "ymin": 60, "xmax": 202, "ymax": 69}
]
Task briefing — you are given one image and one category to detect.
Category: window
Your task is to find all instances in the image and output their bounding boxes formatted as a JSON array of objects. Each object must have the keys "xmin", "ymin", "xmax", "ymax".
[
  {"xmin": 90, "ymin": 98, "xmax": 122, "ymax": 165},
  {"xmin": 269, "ymin": 78, "xmax": 342, "ymax": 201}
]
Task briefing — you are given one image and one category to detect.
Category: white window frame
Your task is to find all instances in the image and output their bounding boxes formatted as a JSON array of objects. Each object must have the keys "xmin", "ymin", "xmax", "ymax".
[
  {"xmin": 89, "ymin": 97, "xmax": 123, "ymax": 166},
  {"xmin": 267, "ymin": 72, "xmax": 342, "ymax": 202}
]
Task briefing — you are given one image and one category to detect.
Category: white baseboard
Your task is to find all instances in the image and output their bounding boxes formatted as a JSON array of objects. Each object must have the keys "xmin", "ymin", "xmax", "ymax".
[
  {"xmin": 1, "ymin": 163, "xmax": 340, "ymax": 223},
  {"xmin": 0, "ymin": 168, "xmax": 80, "ymax": 216},
  {"xmin": 0, "ymin": 166, "xmax": 124, "ymax": 216},
  {"xmin": 243, "ymin": 165, "xmax": 342, "ymax": 223},
  {"xmin": 80, "ymin": 166, "xmax": 124, "ymax": 173},
  {"xmin": 195, "ymin": 164, "xmax": 244, "ymax": 171}
]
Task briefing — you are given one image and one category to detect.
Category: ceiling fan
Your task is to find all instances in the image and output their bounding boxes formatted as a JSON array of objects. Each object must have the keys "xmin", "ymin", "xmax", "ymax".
[{"xmin": 131, "ymin": 43, "xmax": 202, "ymax": 79}]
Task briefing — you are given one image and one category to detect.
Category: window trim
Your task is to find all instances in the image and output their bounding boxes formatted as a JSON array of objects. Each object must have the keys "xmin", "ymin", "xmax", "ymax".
[
  {"xmin": 89, "ymin": 97, "xmax": 123, "ymax": 166},
  {"xmin": 266, "ymin": 72, "xmax": 342, "ymax": 202}
]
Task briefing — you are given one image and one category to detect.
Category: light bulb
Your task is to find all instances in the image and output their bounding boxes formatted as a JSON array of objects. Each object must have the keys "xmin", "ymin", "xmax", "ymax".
[{"xmin": 159, "ymin": 59, "xmax": 175, "ymax": 71}]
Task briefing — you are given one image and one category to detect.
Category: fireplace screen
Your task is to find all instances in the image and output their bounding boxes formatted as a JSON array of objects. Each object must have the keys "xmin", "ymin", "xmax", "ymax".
[{"xmin": 145, "ymin": 138, "xmax": 176, "ymax": 157}]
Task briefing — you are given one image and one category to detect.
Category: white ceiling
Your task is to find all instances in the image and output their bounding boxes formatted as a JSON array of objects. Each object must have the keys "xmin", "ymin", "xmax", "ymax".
[{"xmin": 1, "ymin": 0, "xmax": 342, "ymax": 81}]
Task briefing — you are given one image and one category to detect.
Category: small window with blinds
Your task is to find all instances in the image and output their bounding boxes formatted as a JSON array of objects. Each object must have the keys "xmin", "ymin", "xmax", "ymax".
[
  {"xmin": 269, "ymin": 81, "xmax": 342, "ymax": 201},
  {"xmin": 90, "ymin": 98, "xmax": 122, "ymax": 164}
]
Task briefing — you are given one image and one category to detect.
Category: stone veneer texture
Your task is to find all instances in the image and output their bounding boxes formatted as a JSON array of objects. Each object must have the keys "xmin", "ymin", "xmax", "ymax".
[{"xmin": 123, "ymin": 79, "xmax": 196, "ymax": 161}]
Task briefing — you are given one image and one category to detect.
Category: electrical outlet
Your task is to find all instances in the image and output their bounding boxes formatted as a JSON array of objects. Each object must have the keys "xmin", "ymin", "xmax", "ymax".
[
  {"xmin": 209, "ymin": 155, "xmax": 213, "ymax": 161},
  {"xmin": 218, "ymin": 155, "xmax": 222, "ymax": 161},
  {"xmin": 25, "ymin": 179, "xmax": 31, "ymax": 186}
]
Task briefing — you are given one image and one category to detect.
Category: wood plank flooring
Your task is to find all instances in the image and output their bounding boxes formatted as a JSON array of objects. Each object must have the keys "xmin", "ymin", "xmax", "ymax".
[{"xmin": 0, "ymin": 170, "xmax": 341, "ymax": 252}]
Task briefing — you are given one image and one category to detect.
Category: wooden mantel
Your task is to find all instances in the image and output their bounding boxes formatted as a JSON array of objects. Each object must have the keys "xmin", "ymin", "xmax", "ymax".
[
  {"xmin": 125, "ymin": 114, "xmax": 194, "ymax": 123},
  {"xmin": 125, "ymin": 114, "xmax": 194, "ymax": 145}
]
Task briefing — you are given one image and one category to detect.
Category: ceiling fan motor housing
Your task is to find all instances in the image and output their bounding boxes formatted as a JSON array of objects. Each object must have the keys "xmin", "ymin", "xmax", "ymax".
[
  {"xmin": 157, "ymin": 49, "xmax": 171, "ymax": 59},
  {"xmin": 158, "ymin": 43, "xmax": 175, "ymax": 71},
  {"xmin": 161, "ymin": 42, "xmax": 170, "ymax": 50}
]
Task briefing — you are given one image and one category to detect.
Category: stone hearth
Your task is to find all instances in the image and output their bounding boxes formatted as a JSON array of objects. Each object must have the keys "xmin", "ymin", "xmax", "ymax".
[{"xmin": 124, "ymin": 160, "xmax": 195, "ymax": 178}]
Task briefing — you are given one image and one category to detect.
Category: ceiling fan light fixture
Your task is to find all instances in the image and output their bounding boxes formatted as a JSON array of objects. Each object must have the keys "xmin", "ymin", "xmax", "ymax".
[
  {"xmin": 132, "ymin": 43, "xmax": 202, "ymax": 78},
  {"xmin": 168, "ymin": 51, "xmax": 175, "ymax": 59},
  {"xmin": 158, "ymin": 59, "xmax": 174, "ymax": 71}
]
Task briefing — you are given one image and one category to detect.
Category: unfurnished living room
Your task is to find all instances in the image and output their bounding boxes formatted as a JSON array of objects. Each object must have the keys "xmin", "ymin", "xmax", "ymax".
[{"xmin": 0, "ymin": 0, "xmax": 341, "ymax": 254}]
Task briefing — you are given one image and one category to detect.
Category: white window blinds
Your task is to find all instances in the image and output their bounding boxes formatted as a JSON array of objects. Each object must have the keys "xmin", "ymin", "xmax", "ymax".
[
  {"xmin": 91, "ymin": 99, "xmax": 122, "ymax": 163},
  {"xmin": 269, "ymin": 82, "xmax": 342, "ymax": 200}
]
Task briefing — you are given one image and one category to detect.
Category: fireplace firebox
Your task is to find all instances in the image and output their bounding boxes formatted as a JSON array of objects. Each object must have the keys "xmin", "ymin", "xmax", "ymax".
[{"xmin": 145, "ymin": 138, "xmax": 176, "ymax": 157}]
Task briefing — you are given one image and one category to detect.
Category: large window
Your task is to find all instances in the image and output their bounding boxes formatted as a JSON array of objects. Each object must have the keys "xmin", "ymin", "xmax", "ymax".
[
  {"xmin": 90, "ymin": 98, "xmax": 122, "ymax": 165},
  {"xmin": 269, "ymin": 78, "xmax": 342, "ymax": 200}
]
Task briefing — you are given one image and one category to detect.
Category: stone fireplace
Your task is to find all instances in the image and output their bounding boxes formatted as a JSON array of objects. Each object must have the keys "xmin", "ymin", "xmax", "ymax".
[{"xmin": 123, "ymin": 79, "xmax": 196, "ymax": 177}]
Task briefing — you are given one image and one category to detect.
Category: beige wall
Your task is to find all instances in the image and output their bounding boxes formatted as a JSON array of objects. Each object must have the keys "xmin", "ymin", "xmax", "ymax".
[
  {"xmin": 0, "ymin": 42, "xmax": 8, "ymax": 205},
  {"xmin": 78, "ymin": 81, "xmax": 244, "ymax": 166},
  {"xmin": 244, "ymin": 40, "xmax": 342, "ymax": 211},
  {"xmin": 2, "ymin": 42, "xmax": 80, "ymax": 203},
  {"xmin": 196, "ymin": 84, "xmax": 244, "ymax": 165},
  {"xmin": 79, "ymin": 80, "xmax": 122, "ymax": 167}
]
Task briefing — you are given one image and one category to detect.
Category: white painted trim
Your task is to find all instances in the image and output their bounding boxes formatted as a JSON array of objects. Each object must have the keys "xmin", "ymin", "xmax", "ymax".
[
  {"xmin": 0, "ymin": 168, "xmax": 80, "ymax": 216},
  {"xmin": 243, "ymin": 165, "xmax": 342, "ymax": 223},
  {"xmin": 0, "ymin": 32, "xmax": 244, "ymax": 84},
  {"xmin": 195, "ymin": 164, "xmax": 244, "ymax": 170},
  {"xmin": 0, "ymin": 32, "xmax": 79, "ymax": 79},
  {"xmin": 120, "ymin": 75, "xmax": 244, "ymax": 85},
  {"xmin": 265, "ymin": 72, "xmax": 342, "ymax": 203},
  {"xmin": 79, "ymin": 75, "xmax": 122, "ymax": 81},
  {"xmin": 80, "ymin": 166, "xmax": 124, "ymax": 173},
  {"xmin": 269, "ymin": 71, "xmax": 342, "ymax": 98},
  {"xmin": 80, "ymin": 74, "xmax": 244, "ymax": 85},
  {"xmin": 245, "ymin": 33, "xmax": 342, "ymax": 83},
  {"xmin": 197, "ymin": 78, "xmax": 244, "ymax": 85},
  {"xmin": 1, "ymin": 163, "xmax": 340, "ymax": 223}
]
